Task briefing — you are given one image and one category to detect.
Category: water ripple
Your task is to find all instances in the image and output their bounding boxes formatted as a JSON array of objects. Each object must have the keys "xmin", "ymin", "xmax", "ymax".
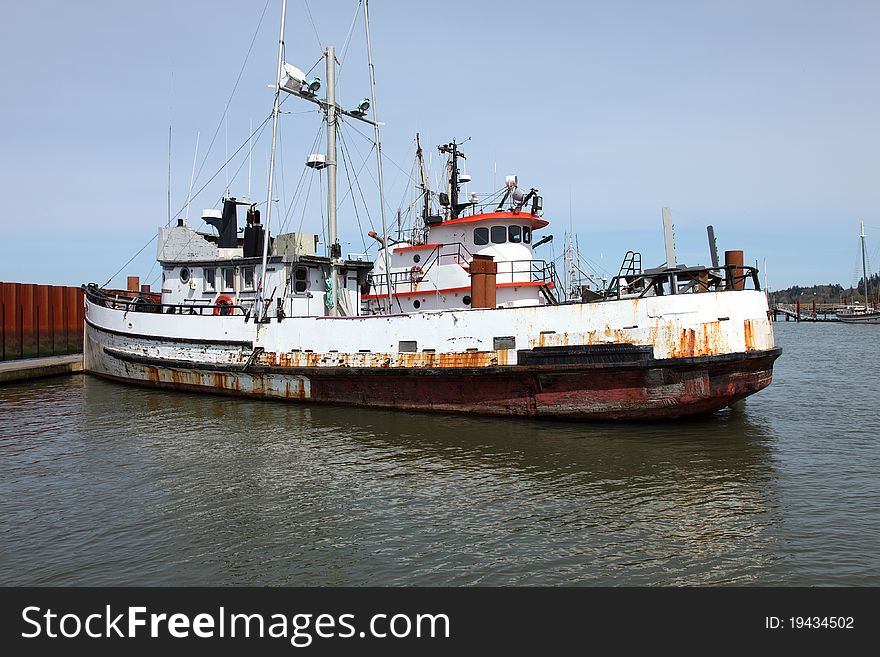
[{"xmin": 1, "ymin": 322, "xmax": 878, "ymax": 585}]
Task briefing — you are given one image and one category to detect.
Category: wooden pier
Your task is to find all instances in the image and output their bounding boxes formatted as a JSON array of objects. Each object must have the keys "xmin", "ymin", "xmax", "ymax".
[{"xmin": 771, "ymin": 301, "xmax": 839, "ymax": 322}]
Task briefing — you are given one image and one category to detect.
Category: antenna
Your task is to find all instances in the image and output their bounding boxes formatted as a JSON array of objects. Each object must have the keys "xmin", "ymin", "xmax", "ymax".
[
  {"xmin": 167, "ymin": 124, "xmax": 172, "ymax": 226},
  {"xmin": 224, "ymin": 113, "xmax": 229, "ymax": 194},
  {"xmin": 247, "ymin": 118, "xmax": 253, "ymax": 199},
  {"xmin": 166, "ymin": 68, "xmax": 174, "ymax": 227},
  {"xmin": 185, "ymin": 132, "xmax": 200, "ymax": 222}
]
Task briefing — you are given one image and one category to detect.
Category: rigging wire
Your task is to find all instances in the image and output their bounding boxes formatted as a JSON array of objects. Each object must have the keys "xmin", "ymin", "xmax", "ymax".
[
  {"xmin": 143, "ymin": 115, "xmax": 275, "ymax": 287},
  {"xmin": 337, "ymin": 129, "xmax": 373, "ymax": 254},
  {"xmin": 303, "ymin": 0, "xmax": 324, "ymax": 50},
  {"xmin": 280, "ymin": 122, "xmax": 325, "ymax": 234},
  {"xmin": 342, "ymin": 120, "xmax": 415, "ymax": 182},
  {"xmin": 107, "ymin": 113, "xmax": 273, "ymax": 289},
  {"xmin": 338, "ymin": 120, "xmax": 411, "ymax": 224},
  {"xmin": 182, "ymin": 0, "xmax": 272, "ymax": 223},
  {"xmin": 102, "ymin": 236, "xmax": 157, "ymax": 288},
  {"xmin": 336, "ymin": 0, "xmax": 363, "ymax": 83},
  {"xmin": 335, "ymin": 124, "xmax": 376, "ymax": 216}
]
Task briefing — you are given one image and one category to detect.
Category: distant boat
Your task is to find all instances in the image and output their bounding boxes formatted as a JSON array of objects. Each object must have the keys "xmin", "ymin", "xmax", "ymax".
[
  {"xmin": 836, "ymin": 303, "xmax": 880, "ymax": 323},
  {"xmin": 836, "ymin": 222, "xmax": 880, "ymax": 323}
]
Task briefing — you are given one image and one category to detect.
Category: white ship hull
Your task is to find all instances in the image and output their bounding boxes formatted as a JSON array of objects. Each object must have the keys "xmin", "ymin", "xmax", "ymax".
[{"xmin": 84, "ymin": 288, "xmax": 779, "ymax": 420}]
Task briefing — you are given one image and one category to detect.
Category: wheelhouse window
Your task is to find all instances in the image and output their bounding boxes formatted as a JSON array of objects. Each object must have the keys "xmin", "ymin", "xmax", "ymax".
[
  {"xmin": 508, "ymin": 225, "xmax": 522, "ymax": 243},
  {"xmin": 242, "ymin": 266, "xmax": 255, "ymax": 291},
  {"xmin": 473, "ymin": 227, "xmax": 489, "ymax": 245},
  {"xmin": 222, "ymin": 267, "xmax": 235, "ymax": 292},
  {"xmin": 523, "ymin": 226, "xmax": 532, "ymax": 244},
  {"xmin": 293, "ymin": 266, "xmax": 309, "ymax": 294},
  {"xmin": 203, "ymin": 268, "xmax": 216, "ymax": 292},
  {"xmin": 490, "ymin": 226, "xmax": 507, "ymax": 244}
]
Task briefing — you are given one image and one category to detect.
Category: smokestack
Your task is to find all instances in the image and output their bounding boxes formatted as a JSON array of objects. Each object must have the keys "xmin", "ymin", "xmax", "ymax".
[{"xmin": 203, "ymin": 198, "xmax": 239, "ymax": 248}]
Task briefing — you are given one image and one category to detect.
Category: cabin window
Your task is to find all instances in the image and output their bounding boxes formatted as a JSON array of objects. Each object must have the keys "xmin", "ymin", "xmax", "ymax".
[
  {"xmin": 222, "ymin": 267, "xmax": 235, "ymax": 291},
  {"xmin": 204, "ymin": 268, "xmax": 216, "ymax": 292},
  {"xmin": 490, "ymin": 226, "xmax": 507, "ymax": 244},
  {"xmin": 242, "ymin": 266, "xmax": 255, "ymax": 291},
  {"xmin": 293, "ymin": 267, "xmax": 309, "ymax": 294},
  {"xmin": 180, "ymin": 267, "xmax": 190, "ymax": 284},
  {"xmin": 523, "ymin": 226, "xmax": 532, "ymax": 244},
  {"xmin": 474, "ymin": 227, "xmax": 489, "ymax": 245},
  {"xmin": 509, "ymin": 225, "xmax": 522, "ymax": 243}
]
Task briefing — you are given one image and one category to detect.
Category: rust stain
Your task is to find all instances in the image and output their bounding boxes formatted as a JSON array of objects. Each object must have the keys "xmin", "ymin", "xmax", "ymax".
[
  {"xmin": 262, "ymin": 348, "xmax": 510, "ymax": 369},
  {"xmin": 146, "ymin": 365, "xmax": 160, "ymax": 383},
  {"xmin": 744, "ymin": 319, "xmax": 755, "ymax": 351}
]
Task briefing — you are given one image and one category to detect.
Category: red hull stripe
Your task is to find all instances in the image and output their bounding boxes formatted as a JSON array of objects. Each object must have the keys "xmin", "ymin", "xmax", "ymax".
[
  {"xmin": 429, "ymin": 211, "xmax": 549, "ymax": 230},
  {"xmin": 392, "ymin": 243, "xmax": 443, "ymax": 253},
  {"xmin": 362, "ymin": 281, "xmax": 554, "ymax": 300}
]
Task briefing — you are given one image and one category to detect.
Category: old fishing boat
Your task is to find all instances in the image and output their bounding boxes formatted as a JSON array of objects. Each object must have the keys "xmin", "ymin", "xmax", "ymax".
[{"xmin": 83, "ymin": 0, "xmax": 780, "ymax": 420}]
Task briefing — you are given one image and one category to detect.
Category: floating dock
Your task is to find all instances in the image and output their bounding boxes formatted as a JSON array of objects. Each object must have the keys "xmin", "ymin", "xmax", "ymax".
[{"xmin": 0, "ymin": 355, "xmax": 83, "ymax": 384}]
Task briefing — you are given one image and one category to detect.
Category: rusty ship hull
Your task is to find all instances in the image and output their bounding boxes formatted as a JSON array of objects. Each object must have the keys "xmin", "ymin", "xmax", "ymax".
[
  {"xmin": 84, "ymin": 286, "xmax": 780, "ymax": 421},
  {"xmin": 92, "ymin": 344, "xmax": 779, "ymax": 421}
]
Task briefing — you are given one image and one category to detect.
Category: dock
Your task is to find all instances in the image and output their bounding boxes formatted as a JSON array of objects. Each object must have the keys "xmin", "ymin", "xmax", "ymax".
[
  {"xmin": 0, "ymin": 354, "xmax": 83, "ymax": 384},
  {"xmin": 771, "ymin": 302, "xmax": 839, "ymax": 322}
]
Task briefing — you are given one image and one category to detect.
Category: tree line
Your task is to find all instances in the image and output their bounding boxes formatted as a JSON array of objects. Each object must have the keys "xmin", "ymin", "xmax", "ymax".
[{"xmin": 770, "ymin": 273, "xmax": 879, "ymax": 304}]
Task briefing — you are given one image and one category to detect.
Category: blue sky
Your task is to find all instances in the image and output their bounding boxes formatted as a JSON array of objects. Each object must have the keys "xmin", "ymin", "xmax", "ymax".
[{"xmin": 2, "ymin": 0, "xmax": 879, "ymax": 290}]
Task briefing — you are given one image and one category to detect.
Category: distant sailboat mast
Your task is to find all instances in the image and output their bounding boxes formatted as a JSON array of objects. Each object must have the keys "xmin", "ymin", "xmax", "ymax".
[{"xmin": 860, "ymin": 220, "xmax": 870, "ymax": 308}]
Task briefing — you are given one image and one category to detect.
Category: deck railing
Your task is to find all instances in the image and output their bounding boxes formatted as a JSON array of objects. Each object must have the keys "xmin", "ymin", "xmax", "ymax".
[
  {"xmin": 602, "ymin": 264, "xmax": 761, "ymax": 301},
  {"xmin": 84, "ymin": 284, "xmax": 248, "ymax": 317}
]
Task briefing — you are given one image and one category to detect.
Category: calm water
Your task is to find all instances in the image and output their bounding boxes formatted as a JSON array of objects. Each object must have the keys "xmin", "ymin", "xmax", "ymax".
[{"xmin": 1, "ymin": 322, "xmax": 878, "ymax": 586}]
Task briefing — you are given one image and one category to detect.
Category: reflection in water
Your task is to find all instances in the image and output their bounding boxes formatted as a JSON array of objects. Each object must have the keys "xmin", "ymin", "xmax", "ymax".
[{"xmin": 2, "ymin": 374, "xmax": 783, "ymax": 585}]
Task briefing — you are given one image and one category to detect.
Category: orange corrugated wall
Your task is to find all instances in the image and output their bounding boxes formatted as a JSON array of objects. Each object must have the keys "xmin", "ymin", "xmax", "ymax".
[{"xmin": 0, "ymin": 282, "xmax": 84, "ymax": 360}]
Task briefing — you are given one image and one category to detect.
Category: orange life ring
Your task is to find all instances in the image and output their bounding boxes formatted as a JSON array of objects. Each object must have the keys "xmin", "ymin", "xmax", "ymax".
[
  {"xmin": 409, "ymin": 266, "xmax": 423, "ymax": 283},
  {"xmin": 214, "ymin": 294, "xmax": 234, "ymax": 316}
]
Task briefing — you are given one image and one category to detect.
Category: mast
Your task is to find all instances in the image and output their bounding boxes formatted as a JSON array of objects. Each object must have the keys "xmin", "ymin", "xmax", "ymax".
[
  {"xmin": 363, "ymin": 0, "xmax": 393, "ymax": 314},
  {"xmin": 860, "ymin": 220, "xmax": 870, "ymax": 308},
  {"xmin": 258, "ymin": 0, "xmax": 287, "ymax": 320},
  {"xmin": 325, "ymin": 45, "xmax": 342, "ymax": 316}
]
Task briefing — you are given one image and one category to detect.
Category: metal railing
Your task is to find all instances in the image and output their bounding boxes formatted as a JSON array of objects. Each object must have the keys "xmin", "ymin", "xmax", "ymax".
[
  {"xmin": 366, "ymin": 248, "xmax": 557, "ymax": 299},
  {"xmin": 84, "ymin": 284, "xmax": 248, "ymax": 317},
  {"xmin": 602, "ymin": 264, "xmax": 761, "ymax": 301},
  {"xmin": 493, "ymin": 259, "xmax": 557, "ymax": 286},
  {"xmin": 367, "ymin": 242, "xmax": 473, "ymax": 296}
]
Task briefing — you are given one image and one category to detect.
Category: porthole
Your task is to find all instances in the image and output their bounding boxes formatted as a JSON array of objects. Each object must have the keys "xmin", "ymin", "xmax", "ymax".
[
  {"xmin": 180, "ymin": 267, "xmax": 190, "ymax": 283},
  {"xmin": 413, "ymin": 254, "xmax": 421, "ymax": 263},
  {"xmin": 413, "ymin": 300, "xmax": 421, "ymax": 309},
  {"xmin": 463, "ymin": 295, "xmax": 471, "ymax": 305}
]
